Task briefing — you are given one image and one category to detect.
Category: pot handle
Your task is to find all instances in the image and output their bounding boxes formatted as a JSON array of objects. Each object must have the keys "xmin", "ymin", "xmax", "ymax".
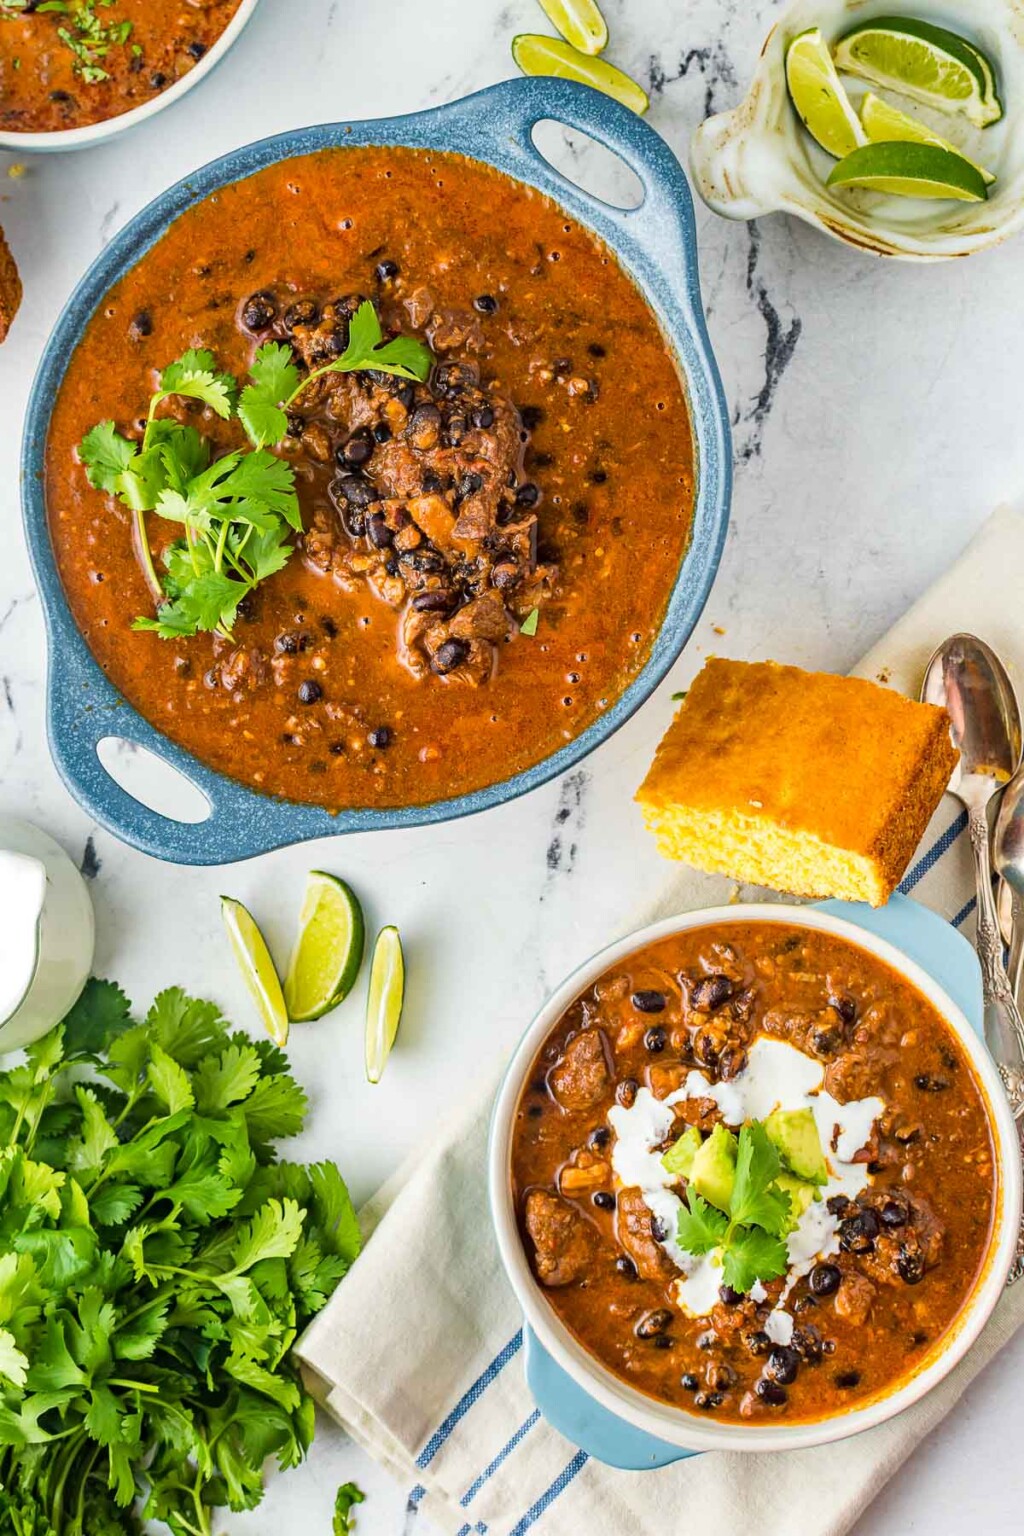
[
  {"xmin": 524, "ymin": 1324, "xmax": 699, "ymax": 1468},
  {"xmin": 425, "ymin": 76, "xmax": 708, "ymax": 324},
  {"xmin": 43, "ymin": 625, "xmax": 305, "ymax": 865}
]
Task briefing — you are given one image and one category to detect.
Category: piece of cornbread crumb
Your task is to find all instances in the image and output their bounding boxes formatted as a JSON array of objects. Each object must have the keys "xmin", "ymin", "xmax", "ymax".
[{"xmin": 636, "ymin": 659, "xmax": 957, "ymax": 906}]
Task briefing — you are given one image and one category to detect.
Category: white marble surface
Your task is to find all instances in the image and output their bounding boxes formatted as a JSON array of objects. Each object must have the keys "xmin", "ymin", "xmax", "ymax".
[{"xmin": 2, "ymin": 0, "xmax": 1024, "ymax": 1531}]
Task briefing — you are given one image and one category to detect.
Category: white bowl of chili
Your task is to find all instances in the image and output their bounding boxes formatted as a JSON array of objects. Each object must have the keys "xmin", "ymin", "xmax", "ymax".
[
  {"xmin": 489, "ymin": 899, "xmax": 1021, "ymax": 1455},
  {"xmin": 0, "ymin": 0, "xmax": 260, "ymax": 153}
]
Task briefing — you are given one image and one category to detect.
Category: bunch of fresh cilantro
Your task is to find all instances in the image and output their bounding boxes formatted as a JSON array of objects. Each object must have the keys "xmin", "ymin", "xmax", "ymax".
[
  {"xmin": 0, "ymin": 979, "xmax": 361, "ymax": 1536},
  {"xmin": 79, "ymin": 302, "xmax": 432, "ymax": 643},
  {"xmin": 675, "ymin": 1121, "xmax": 792, "ymax": 1293}
]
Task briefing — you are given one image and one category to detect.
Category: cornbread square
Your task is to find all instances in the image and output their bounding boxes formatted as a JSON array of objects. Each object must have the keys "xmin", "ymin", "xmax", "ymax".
[{"xmin": 636, "ymin": 659, "xmax": 958, "ymax": 906}]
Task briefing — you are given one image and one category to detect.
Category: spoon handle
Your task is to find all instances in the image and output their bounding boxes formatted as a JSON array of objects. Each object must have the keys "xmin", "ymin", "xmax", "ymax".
[{"xmin": 968, "ymin": 806, "xmax": 1024, "ymax": 1117}]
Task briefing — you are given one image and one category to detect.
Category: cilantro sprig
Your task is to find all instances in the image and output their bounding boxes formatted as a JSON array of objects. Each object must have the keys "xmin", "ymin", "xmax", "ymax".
[
  {"xmin": 79, "ymin": 350, "xmax": 299, "ymax": 640},
  {"xmin": 675, "ymin": 1121, "xmax": 791, "ymax": 1294},
  {"xmin": 238, "ymin": 300, "xmax": 433, "ymax": 449},
  {"xmin": 0, "ymin": 979, "xmax": 360, "ymax": 1536},
  {"xmin": 18, "ymin": 1, "xmax": 135, "ymax": 85}
]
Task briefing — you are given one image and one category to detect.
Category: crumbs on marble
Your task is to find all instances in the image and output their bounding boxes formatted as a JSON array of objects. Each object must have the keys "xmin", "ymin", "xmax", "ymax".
[
  {"xmin": 876, "ymin": 667, "xmax": 891, "ymax": 685},
  {"xmin": 711, "ymin": 624, "xmax": 726, "ymax": 636},
  {"xmin": 6, "ymin": 165, "xmax": 27, "ymax": 180}
]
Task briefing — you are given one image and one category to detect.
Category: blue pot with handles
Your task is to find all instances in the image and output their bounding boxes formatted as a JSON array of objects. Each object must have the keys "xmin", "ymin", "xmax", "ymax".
[{"xmin": 21, "ymin": 77, "xmax": 731, "ymax": 864}]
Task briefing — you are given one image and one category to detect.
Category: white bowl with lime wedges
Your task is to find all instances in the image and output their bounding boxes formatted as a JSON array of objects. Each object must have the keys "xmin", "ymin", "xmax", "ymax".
[{"xmin": 690, "ymin": 0, "xmax": 1024, "ymax": 259}]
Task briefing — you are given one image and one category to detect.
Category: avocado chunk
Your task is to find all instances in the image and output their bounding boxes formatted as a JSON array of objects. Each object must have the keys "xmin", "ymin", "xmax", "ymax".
[
  {"xmin": 689, "ymin": 1122, "xmax": 738, "ymax": 1213},
  {"xmin": 661, "ymin": 1125, "xmax": 701, "ymax": 1178},
  {"xmin": 775, "ymin": 1171, "xmax": 817, "ymax": 1234},
  {"xmin": 765, "ymin": 1107, "xmax": 827, "ymax": 1184}
]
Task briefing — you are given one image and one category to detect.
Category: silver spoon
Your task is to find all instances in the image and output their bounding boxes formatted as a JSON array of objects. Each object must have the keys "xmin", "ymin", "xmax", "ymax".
[
  {"xmin": 995, "ymin": 767, "xmax": 1024, "ymax": 1005},
  {"xmin": 996, "ymin": 877, "xmax": 1024, "ymax": 1002},
  {"xmin": 922, "ymin": 633, "xmax": 1024, "ymax": 1118}
]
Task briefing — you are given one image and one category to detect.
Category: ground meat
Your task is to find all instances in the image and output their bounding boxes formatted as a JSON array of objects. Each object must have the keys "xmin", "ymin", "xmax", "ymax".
[
  {"xmin": 549, "ymin": 1030, "xmax": 611, "ymax": 1111},
  {"xmin": 266, "ymin": 294, "xmax": 561, "ymax": 685},
  {"xmin": 524, "ymin": 1189, "xmax": 597, "ymax": 1287},
  {"xmin": 0, "ymin": 227, "xmax": 22, "ymax": 345},
  {"xmin": 616, "ymin": 1187, "xmax": 677, "ymax": 1284}
]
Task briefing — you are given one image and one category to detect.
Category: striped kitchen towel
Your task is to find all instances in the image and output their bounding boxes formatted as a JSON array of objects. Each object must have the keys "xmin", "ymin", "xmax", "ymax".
[{"xmin": 296, "ymin": 505, "xmax": 1024, "ymax": 1536}]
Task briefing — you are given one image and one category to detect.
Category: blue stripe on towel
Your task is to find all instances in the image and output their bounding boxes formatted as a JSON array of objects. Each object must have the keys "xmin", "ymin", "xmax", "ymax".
[
  {"xmin": 416, "ymin": 1330, "xmax": 524, "ymax": 1469},
  {"xmin": 508, "ymin": 1450, "xmax": 589, "ymax": 1535},
  {"xmin": 953, "ymin": 895, "xmax": 976, "ymax": 929},
  {"xmin": 460, "ymin": 1410, "xmax": 542, "ymax": 1508},
  {"xmin": 900, "ymin": 810, "xmax": 969, "ymax": 892}
]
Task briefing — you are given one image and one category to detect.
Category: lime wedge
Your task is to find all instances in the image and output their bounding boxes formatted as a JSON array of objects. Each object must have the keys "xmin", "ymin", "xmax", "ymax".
[
  {"xmin": 365, "ymin": 927, "xmax": 405, "ymax": 1085},
  {"xmin": 826, "ymin": 140, "xmax": 988, "ymax": 201},
  {"xmin": 785, "ymin": 28, "xmax": 866, "ymax": 158},
  {"xmin": 511, "ymin": 34, "xmax": 649, "ymax": 114},
  {"xmin": 221, "ymin": 896, "xmax": 289, "ymax": 1046},
  {"xmin": 536, "ymin": 0, "xmax": 608, "ymax": 57},
  {"xmin": 860, "ymin": 92, "xmax": 996, "ymax": 184},
  {"xmin": 283, "ymin": 871, "xmax": 365, "ymax": 1022},
  {"xmin": 834, "ymin": 17, "xmax": 1002, "ymax": 128}
]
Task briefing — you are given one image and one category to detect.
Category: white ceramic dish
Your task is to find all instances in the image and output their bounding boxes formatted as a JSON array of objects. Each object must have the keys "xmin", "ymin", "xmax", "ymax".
[
  {"xmin": 690, "ymin": 0, "xmax": 1024, "ymax": 260},
  {"xmin": 0, "ymin": 816, "xmax": 94, "ymax": 1053},
  {"xmin": 489, "ymin": 903, "xmax": 1022, "ymax": 1453},
  {"xmin": 0, "ymin": 0, "xmax": 260, "ymax": 154}
]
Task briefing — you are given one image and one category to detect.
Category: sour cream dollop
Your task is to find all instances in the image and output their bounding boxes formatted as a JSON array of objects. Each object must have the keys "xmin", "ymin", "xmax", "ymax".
[{"xmin": 608, "ymin": 1036, "xmax": 883, "ymax": 1331}]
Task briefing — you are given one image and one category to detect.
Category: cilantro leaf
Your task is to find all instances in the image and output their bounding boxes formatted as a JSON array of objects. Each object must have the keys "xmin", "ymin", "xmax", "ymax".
[
  {"xmin": 675, "ymin": 1190, "xmax": 728, "ymax": 1256},
  {"xmin": 228, "ymin": 1198, "xmax": 305, "ymax": 1273},
  {"xmin": 239, "ymin": 342, "xmax": 301, "ymax": 448},
  {"xmin": 62, "ymin": 978, "xmax": 133, "ymax": 1059},
  {"xmin": 332, "ymin": 300, "xmax": 432, "ymax": 381},
  {"xmin": 79, "ymin": 421, "xmax": 135, "ymax": 495},
  {"xmin": 147, "ymin": 1042, "xmax": 194, "ymax": 1115},
  {"xmin": 730, "ymin": 1122, "xmax": 791, "ymax": 1237},
  {"xmin": 334, "ymin": 1482, "xmax": 366, "ymax": 1535},
  {"xmin": 158, "ymin": 350, "xmax": 237, "ymax": 418},
  {"xmin": 721, "ymin": 1226, "xmax": 789, "ymax": 1294}
]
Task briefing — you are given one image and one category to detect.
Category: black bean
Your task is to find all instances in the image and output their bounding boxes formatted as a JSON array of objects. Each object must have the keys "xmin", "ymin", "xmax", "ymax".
[
  {"xmin": 644, "ymin": 1026, "xmax": 667, "ymax": 1053},
  {"xmin": 810, "ymin": 1027, "xmax": 842, "ymax": 1058},
  {"xmin": 809, "ymin": 1263, "xmax": 841, "ymax": 1297},
  {"xmin": 149, "ymin": 72, "xmax": 166, "ymax": 89},
  {"xmin": 914, "ymin": 1074, "xmax": 950, "ymax": 1092},
  {"xmin": 367, "ymin": 514, "xmax": 393, "ymax": 549},
  {"xmin": 432, "ymin": 361, "xmax": 476, "ymax": 396},
  {"xmin": 129, "ymin": 310, "xmax": 152, "ymax": 340},
  {"xmin": 375, "ymin": 258, "xmax": 400, "ymax": 281},
  {"xmin": 766, "ymin": 1347, "xmax": 800, "ymax": 1385},
  {"xmin": 332, "ymin": 475, "xmax": 375, "ymax": 510},
  {"xmin": 793, "ymin": 1325, "xmax": 824, "ymax": 1364},
  {"xmin": 412, "ymin": 589, "xmax": 455, "ymax": 614},
  {"xmin": 491, "ymin": 561, "xmax": 521, "ymax": 592},
  {"xmin": 694, "ymin": 1391, "xmax": 722, "ymax": 1410},
  {"xmin": 286, "ymin": 412, "xmax": 305, "ymax": 439},
  {"xmin": 651, "ymin": 1335, "xmax": 673, "ymax": 1351},
  {"xmin": 406, "ymin": 403, "xmax": 442, "ymax": 450},
  {"xmin": 592, "ymin": 1191, "xmax": 615, "ymax": 1211},
  {"xmin": 284, "ymin": 298, "xmax": 320, "ymax": 330},
  {"xmin": 520, "ymin": 405, "xmax": 545, "ymax": 431},
  {"xmin": 589, "ymin": 1126, "xmax": 610, "ymax": 1149},
  {"xmin": 241, "ymin": 290, "xmax": 277, "ymax": 332},
  {"xmin": 706, "ymin": 1362, "xmax": 736, "ymax": 1390},
  {"xmin": 515, "ymin": 482, "xmax": 540, "ymax": 508},
  {"xmin": 457, "ymin": 472, "xmax": 483, "ymax": 499},
  {"xmin": 400, "ymin": 548, "xmax": 445, "ymax": 574},
  {"xmin": 421, "ymin": 469, "xmax": 445, "ymax": 495},
  {"xmin": 718, "ymin": 1286, "xmax": 743, "ymax": 1307},
  {"xmin": 434, "ymin": 638, "xmax": 471, "ymax": 674},
  {"xmin": 615, "ymin": 1255, "xmax": 637, "ymax": 1280},
  {"xmin": 896, "ymin": 1246, "xmax": 925, "ymax": 1285},
  {"xmin": 650, "ymin": 1215, "xmax": 668, "ymax": 1243},
  {"xmin": 695, "ymin": 1331, "xmax": 716, "ymax": 1352},
  {"xmin": 680, "ymin": 1373, "xmax": 699, "ymax": 1392},
  {"xmin": 373, "ymin": 421, "xmax": 392, "ymax": 444},
  {"xmin": 340, "ymin": 428, "xmax": 375, "ymax": 468},
  {"xmin": 830, "ymin": 995, "xmax": 857, "ymax": 1026},
  {"xmin": 793, "ymin": 1294, "xmax": 818, "ymax": 1315},
  {"xmin": 186, "ymin": 40, "xmax": 206, "ymax": 59},
  {"xmin": 834, "ymin": 1370, "xmax": 861, "ymax": 1389},
  {"xmin": 297, "ymin": 680, "xmax": 322, "ymax": 705},
  {"xmin": 631, "ymin": 990, "xmax": 666, "ymax": 1014},
  {"xmin": 880, "ymin": 1201, "xmax": 908, "ymax": 1229},
  {"xmin": 839, "ymin": 1210, "xmax": 878, "ymax": 1253},
  {"xmin": 474, "ymin": 293, "xmax": 498, "ymax": 314},
  {"xmin": 827, "ymin": 1194, "xmax": 855, "ymax": 1218},
  {"xmin": 691, "ymin": 974, "xmax": 734, "ymax": 1011},
  {"xmin": 755, "ymin": 1379, "xmax": 788, "ymax": 1406},
  {"xmin": 274, "ymin": 630, "xmax": 309, "ymax": 655},
  {"xmin": 590, "ymin": 467, "xmax": 608, "ymax": 484},
  {"xmin": 445, "ymin": 416, "xmax": 468, "ymax": 448},
  {"xmin": 616, "ymin": 1077, "xmax": 639, "ymax": 1108},
  {"xmin": 473, "ymin": 406, "xmax": 495, "ymax": 429},
  {"xmin": 636, "ymin": 1309, "xmax": 674, "ymax": 1340},
  {"xmin": 368, "ymin": 727, "xmax": 391, "ymax": 750}
]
